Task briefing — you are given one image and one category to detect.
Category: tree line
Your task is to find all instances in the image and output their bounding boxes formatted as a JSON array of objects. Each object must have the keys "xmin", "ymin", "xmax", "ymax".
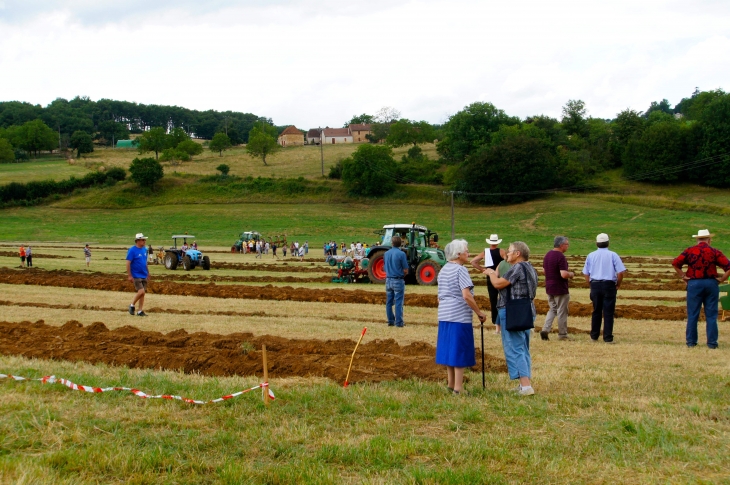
[
  {"xmin": 335, "ymin": 88, "xmax": 730, "ymax": 201},
  {"xmin": 0, "ymin": 96, "xmax": 268, "ymax": 161}
]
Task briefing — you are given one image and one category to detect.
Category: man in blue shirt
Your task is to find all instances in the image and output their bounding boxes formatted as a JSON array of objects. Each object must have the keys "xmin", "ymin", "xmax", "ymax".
[
  {"xmin": 126, "ymin": 233, "xmax": 151, "ymax": 317},
  {"xmin": 384, "ymin": 236, "xmax": 409, "ymax": 327},
  {"xmin": 582, "ymin": 233, "xmax": 626, "ymax": 343}
]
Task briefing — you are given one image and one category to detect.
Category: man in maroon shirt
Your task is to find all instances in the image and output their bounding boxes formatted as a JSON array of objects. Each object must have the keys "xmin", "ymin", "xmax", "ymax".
[
  {"xmin": 540, "ymin": 236, "xmax": 575, "ymax": 341},
  {"xmin": 673, "ymin": 229, "xmax": 730, "ymax": 349}
]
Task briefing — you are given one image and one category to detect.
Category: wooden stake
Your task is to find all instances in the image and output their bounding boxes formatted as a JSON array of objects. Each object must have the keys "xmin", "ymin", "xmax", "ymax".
[
  {"xmin": 344, "ymin": 327, "xmax": 367, "ymax": 388},
  {"xmin": 262, "ymin": 344, "xmax": 270, "ymax": 406}
]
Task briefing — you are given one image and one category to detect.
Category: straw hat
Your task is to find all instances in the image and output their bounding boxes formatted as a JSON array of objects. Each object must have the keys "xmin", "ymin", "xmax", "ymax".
[
  {"xmin": 692, "ymin": 229, "xmax": 714, "ymax": 238},
  {"xmin": 485, "ymin": 234, "xmax": 502, "ymax": 245},
  {"xmin": 135, "ymin": 233, "xmax": 148, "ymax": 240}
]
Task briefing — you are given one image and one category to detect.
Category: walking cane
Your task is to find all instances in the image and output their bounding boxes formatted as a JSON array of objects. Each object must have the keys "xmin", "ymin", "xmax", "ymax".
[{"xmin": 480, "ymin": 322, "xmax": 486, "ymax": 389}]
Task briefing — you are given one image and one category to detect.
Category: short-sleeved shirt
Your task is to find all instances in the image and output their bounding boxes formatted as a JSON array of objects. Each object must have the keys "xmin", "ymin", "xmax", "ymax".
[
  {"xmin": 582, "ymin": 248, "xmax": 626, "ymax": 282},
  {"xmin": 84, "ymin": 247, "xmax": 91, "ymax": 257},
  {"xmin": 673, "ymin": 242, "xmax": 730, "ymax": 279},
  {"xmin": 384, "ymin": 247, "xmax": 409, "ymax": 278},
  {"xmin": 126, "ymin": 245, "xmax": 149, "ymax": 279},
  {"xmin": 437, "ymin": 262, "xmax": 475, "ymax": 323},
  {"xmin": 543, "ymin": 250, "xmax": 569, "ymax": 295},
  {"xmin": 19, "ymin": 247, "xmax": 25, "ymax": 257},
  {"xmin": 497, "ymin": 262, "xmax": 539, "ymax": 318}
]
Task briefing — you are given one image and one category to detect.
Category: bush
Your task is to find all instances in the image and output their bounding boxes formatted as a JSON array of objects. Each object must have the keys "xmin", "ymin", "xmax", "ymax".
[
  {"xmin": 0, "ymin": 168, "xmax": 126, "ymax": 204},
  {"xmin": 129, "ymin": 157, "xmax": 164, "ymax": 189},
  {"xmin": 328, "ymin": 160, "xmax": 343, "ymax": 179},
  {"xmin": 159, "ymin": 148, "xmax": 191, "ymax": 164},
  {"xmin": 341, "ymin": 144, "xmax": 398, "ymax": 196},
  {"xmin": 177, "ymin": 139, "xmax": 204, "ymax": 157},
  {"xmin": 0, "ymin": 139, "xmax": 14, "ymax": 163},
  {"xmin": 396, "ymin": 146, "xmax": 443, "ymax": 184},
  {"xmin": 216, "ymin": 164, "xmax": 230, "ymax": 176}
]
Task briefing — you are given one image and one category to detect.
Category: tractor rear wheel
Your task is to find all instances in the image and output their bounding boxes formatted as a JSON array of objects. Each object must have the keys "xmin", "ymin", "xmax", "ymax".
[
  {"xmin": 416, "ymin": 260, "xmax": 440, "ymax": 286},
  {"xmin": 231, "ymin": 245, "xmax": 236, "ymax": 253},
  {"xmin": 182, "ymin": 255, "xmax": 193, "ymax": 271},
  {"xmin": 367, "ymin": 251, "xmax": 387, "ymax": 284},
  {"xmin": 164, "ymin": 252, "xmax": 178, "ymax": 270},
  {"xmin": 202, "ymin": 255, "xmax": 211, "ymax": 270}
]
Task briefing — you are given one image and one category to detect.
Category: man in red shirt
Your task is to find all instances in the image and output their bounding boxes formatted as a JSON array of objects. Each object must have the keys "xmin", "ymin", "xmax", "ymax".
[
  {"xmin": 673, "ymin": 229, "xmax": 730, "ymax": 349},
  {"xmin": 540, "ymin": 236, "xmax": 575, "ymax": 341}
]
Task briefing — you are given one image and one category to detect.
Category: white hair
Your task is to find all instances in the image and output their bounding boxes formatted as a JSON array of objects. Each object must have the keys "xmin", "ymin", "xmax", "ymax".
[{"xmin": 444, "ymin": 239, "xmax": 468, "ymax": 261}]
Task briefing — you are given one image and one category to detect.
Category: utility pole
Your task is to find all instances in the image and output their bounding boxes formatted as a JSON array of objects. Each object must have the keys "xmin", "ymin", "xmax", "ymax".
[
  {"xmin": 58, "ymin": 125, "xmax": 61, "ymax": 155},
  {"xmin": 319, "ymin": 127, "xmax": 324, "ymax": 177},
  {"xmin": 443, "ymin": 191, "xmax": 457, "ymax": 240}
]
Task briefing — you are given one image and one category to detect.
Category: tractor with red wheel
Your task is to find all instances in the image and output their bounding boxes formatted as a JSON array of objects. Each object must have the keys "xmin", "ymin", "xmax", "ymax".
[{"xmin": 363, "ymin": 223, "xmax": 446, "ymax": 286}]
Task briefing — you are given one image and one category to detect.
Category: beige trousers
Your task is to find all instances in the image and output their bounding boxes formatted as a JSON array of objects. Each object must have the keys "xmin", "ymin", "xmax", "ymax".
[{"xmin": 542, "ymin": 293, "xmax": 570, "ymax": 337}]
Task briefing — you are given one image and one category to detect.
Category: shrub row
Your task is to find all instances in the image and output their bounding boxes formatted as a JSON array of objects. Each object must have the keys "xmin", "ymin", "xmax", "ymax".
[
  {"xmin": 0, "ymin": 167, "xmax": 126, "ymax": 204},
  {"xmin": 199, "ymin": 175, "xmax": 331, "ymax": 196}
]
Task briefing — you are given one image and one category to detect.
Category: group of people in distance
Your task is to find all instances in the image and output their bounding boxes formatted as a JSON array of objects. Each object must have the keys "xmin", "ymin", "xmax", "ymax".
[
  {"xmin": 382, "ymin": 229, "xmax": 730, "ymax": 397},
  {"xmin": 17, "ymin": 244, "xmax": 33, "ymax": 267}
]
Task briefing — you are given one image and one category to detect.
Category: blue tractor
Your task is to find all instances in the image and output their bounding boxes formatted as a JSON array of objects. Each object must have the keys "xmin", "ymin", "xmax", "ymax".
[{"xmin": 163, "ymin": 235, "xmax": 211, "ymax": 271}]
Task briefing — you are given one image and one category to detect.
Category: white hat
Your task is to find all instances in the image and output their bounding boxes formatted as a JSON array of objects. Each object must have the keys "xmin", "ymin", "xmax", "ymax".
[
  {"xmin": 692, "ymin": 229, "xmax": 714, "ymax": 238},
  {"xmin": 485, "ymin": 234, "xmax": 502, "ymax": 245},
  {"xmin": 135, "ymin": 233, "xmax": 148, "ymax": 240},
  {"xmin": 596, "ymin": 233, "xmax": 609, "ymax": 243}
]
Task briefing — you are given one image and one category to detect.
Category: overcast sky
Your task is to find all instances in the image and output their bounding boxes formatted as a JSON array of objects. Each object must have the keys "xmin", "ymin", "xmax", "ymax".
[{"xmin": 1, "ymin": 0, "xmax": 728, "ymax": 128}]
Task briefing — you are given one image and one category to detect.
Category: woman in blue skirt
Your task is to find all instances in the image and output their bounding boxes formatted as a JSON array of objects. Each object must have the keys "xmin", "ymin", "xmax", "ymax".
[{"xmin": 435, "ymin": 239, "xmax": 488, "ymax": 395}]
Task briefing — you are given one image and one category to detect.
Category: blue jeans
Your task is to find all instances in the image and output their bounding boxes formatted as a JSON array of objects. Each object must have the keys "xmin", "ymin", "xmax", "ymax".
[
  {"xmin": 686, "ymin": 279, "xmax": 719, "ymax": 348},
  {"xmin": 498, "ymin": 308, "xmax": 532, "ymax": 379},
  {"xmin": 386, "ymin": 278, "xmax": 405, "ymax": 326}
]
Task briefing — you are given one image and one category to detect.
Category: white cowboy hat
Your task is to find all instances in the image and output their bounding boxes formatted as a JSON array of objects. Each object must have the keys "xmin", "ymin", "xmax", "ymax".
[
  {"xmin": 596, "ymin": 233, "xmax": 609, "ymax": 243},
  {"xmin": 692, "ymin": 229, "xmax": 714, "ymax": 238},
  {"xmin": 135, "ymin": 233, "xmax": 148, "ymax": 240},
  {"xmin": 485, "ymin": 234, "xmax": 502, "ymax": 245}
]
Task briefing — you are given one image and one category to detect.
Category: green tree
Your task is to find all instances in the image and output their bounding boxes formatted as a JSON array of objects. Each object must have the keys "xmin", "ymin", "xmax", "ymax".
[
  {"xmin": 245, "ymin": 124, "xmax": 278, "ymax": 164},
  {"xmin": 386, "ymin": 119, "xmax": 436, "ymax": 147},
  {"xmin": 561, "ymin": 99, "xmax": 589, "ymax": 138},
  {"xmin": 69, "ymin": 130, "xmax": 94, "ymax": 158},
  {"xmin": 644, "ymin": 99, "xmax": 673, "ymax": 117},
  {"xmin": 623, "ymin": 119, "xmax": 693, "ymax": 183},
  {"xmin": 159, "ymin": 148, "xmax": 191, "ymax": 164},
  {"xmin": 16, "ymin": 119, "xmax": 57, "ymax": 156},
  {"xmin": 341, "ymin": 144, "xmax": 398, "ymax": 196},
  {"xmin": 696, "ymin": 93, "xmax": 730, "ymax": 187},
  {"xmin": 456, "ymin": 125, "xmax": 559, "ymax": 204},
  {"xmin": 176, "ymin": 139, "xmax": 204, "ymax": 158},
  {"xmin": 137, "ymin": 127, "xmax": 170, "ymax": 159},
  {"xmin": 437, "ymin": 102, "xmax": 519, "ymax": 163},
  {"xmin": 396, "ymin": 146, "xmax": 443, "ymax": 184},
  {"xmin": 216, "ymin": 164, "xmax": 230, "ymax": 176},
  {"xmin": 0, "ymin": 138, "xmax": 14, "ymax": 163},
  {"xmin": 345, "ymin": 113, "xmax": 374, "ymax": 127},
  {"xmin": 210, "ymin": 132, "xmax": 233, "ymax": 157},
  {"xmin": 129, "ymin": 157, "xmax": 164, "ymax": 189},
  {"xmin": 97, "ymin": 120, "xmax": 130, "ymax": 146},
  {"xmin": 169, "ymin": 127, "xmax": 190, "ymax": 147}
]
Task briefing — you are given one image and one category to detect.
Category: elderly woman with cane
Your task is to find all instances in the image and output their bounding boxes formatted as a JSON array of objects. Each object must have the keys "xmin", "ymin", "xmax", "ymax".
[
  {"xmin": 484, "ymin": 241, "xmax": 538, "ymax": 396},
  {"xmin": 435, "ymin": 239, "xmax": 488, "ymax": 395}
]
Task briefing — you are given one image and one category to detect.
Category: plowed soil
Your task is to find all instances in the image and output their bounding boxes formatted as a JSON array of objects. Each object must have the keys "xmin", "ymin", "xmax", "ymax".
[
  {"xmin": 0, "ymin": 320, "xmax": 506, "ymax": 382},
  {"xmin": 0, "ymin": 268, "xmax": 688, "ymax": 320}
]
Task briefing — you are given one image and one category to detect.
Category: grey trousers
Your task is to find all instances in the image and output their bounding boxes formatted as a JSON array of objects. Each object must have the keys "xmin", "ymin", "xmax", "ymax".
[{"xmin": 542, "ymin": 293, "xmax": 570, "ymax": 337}]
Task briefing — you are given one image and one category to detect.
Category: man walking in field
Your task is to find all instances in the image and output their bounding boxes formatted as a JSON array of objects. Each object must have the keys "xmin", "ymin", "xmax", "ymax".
[
  {"xmin": 582, "ymin": 233, "xmax": 626, "ymax": 343},
  {"xmin": 25, "ymin": 246, "xmax": 32, "ymax": 267},
  {"xmin": 126, "ymin": 233, "xmax": 150, "ymax": 317},
  {"xmin": 384, "ymin": 236, "xmax": 409, "ymax": 327},
  {"xmin": 84, "ymin": 244, "xmax": 91, "ymax": 267},
  {"xmin": 672, "ymin": 229, "xmax": 730, "ymax": 349},
  {"xmin": 540, "ymin": 236, "xmax": 575, "ymax": 341},
  {"xmin": 18, "ymin": 245, "xmax": 25, "ymax": 268}
]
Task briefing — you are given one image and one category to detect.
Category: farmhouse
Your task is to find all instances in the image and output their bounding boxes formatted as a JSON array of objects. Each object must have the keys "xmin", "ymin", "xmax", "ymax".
[
  {"xmin": 277, "ymin": 126, "xmax": 305, "ymax": 147},
  {"xmin": 348, "ymin": 123, "xmax": 372, "ymax": 142},
  {"xmin": 322, "ymin": 127, "xmax": 353, "ymax": 144},
  {"xmin": 306, "ymin": 128, "xmax": 321, "ymax": 145}
]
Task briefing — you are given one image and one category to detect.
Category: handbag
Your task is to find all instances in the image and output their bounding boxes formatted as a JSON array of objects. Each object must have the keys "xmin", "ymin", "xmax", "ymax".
[{"xmin": 504, "ymin": 264, "xmax": 535, "ymax": 332}]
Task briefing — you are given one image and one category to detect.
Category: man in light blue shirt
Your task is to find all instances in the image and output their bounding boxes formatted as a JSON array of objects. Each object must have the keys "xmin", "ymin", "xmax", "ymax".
[
  {"xmin": 384, "ymin": 236, "xmax": 409, "ymax": 327},
  {"xmin": 582, "ymin": 233, "xmax": 626, "ymax": 343}
]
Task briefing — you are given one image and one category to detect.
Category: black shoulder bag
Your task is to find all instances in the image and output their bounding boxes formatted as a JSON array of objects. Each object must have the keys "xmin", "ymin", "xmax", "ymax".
[{"xmin": 504, "ymin": 263, "xmax": 535, "ymax": 332}]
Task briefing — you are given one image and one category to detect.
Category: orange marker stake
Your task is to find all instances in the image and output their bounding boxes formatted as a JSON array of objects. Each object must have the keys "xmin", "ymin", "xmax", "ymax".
[{"xmin": 344, "ymin": 327, "xmax": 367, "ymax": 388}]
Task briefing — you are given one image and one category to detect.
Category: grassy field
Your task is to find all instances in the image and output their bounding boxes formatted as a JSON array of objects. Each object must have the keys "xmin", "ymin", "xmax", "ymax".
[
  {"xmin": 0, "ymin": 158, "xmax": 90, "ymax": 184},
  {"xmin": 1, "ymin": 194, "xmax": 730, "ymax": 256}
]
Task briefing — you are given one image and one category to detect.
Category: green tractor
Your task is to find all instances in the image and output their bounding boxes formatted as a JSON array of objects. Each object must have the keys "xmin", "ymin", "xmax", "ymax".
[
  {"xmin": 232, "ymin": 231, "xmax": 263, "ymax": 253},
  {"xmin": 364, "ymin": 223, "xmax": 446, "ymax": 286}
]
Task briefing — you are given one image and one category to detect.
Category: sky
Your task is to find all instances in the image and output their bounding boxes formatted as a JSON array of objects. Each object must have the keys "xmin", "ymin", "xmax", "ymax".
[{"xmin": 1, "ymin": 0, "xmax": 729, "ymax": 128}]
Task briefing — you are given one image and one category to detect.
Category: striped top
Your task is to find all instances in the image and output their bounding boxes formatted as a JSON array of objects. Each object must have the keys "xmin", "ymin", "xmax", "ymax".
[{"xmin": 437, "ymin": 262, "xmax": 475, "ymax": 324}]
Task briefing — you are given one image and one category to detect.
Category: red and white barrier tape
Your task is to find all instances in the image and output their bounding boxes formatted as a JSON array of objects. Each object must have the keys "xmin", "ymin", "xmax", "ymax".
[{"xmin": 0, "ymin": 373, "xmax": 275, "ymax": 404}]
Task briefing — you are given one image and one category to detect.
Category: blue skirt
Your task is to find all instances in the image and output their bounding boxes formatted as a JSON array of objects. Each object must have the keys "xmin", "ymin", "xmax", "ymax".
[{"xmin": 435, "ymin": 321, "xmax": 476, "ymax": 367}]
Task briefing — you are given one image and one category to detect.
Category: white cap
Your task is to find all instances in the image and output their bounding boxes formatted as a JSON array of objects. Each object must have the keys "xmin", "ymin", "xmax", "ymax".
[
  {"xmin": 596, "ymin": 233, "xmax": 609, "ymax": 243},
  {"xmin": 135, "ymin": 233, "xmax": 148, "ymax": 240}
]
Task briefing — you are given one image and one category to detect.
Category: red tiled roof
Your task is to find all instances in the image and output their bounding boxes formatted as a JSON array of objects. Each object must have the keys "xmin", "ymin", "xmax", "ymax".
[
  {"xmin": 323, "ymin": 128, "xmax": 351, "ymax": 137},
  {"xmin": 349, "ymin": 124, "xmax": 371, "ymax": 131},
  {"xmin": 307, "ymin": 128, "xmax": 321, "ymax": 137},
  {"xmin": 279, "ymin": 126, "xmax": 303, "ymax": 136}
]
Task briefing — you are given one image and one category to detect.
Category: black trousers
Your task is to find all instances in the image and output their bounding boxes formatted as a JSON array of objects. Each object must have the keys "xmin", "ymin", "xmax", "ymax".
[
  {"xmin": 590, "ymin": 280, "xmax": 617, "ymax": 342},
  {"xmin": 487, "ymin": 277, "xmax": 499, "ymax": 324}
]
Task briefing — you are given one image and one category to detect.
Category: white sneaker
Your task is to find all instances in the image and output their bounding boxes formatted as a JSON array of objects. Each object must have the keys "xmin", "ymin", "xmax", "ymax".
[{"xmin": 518, "ymin": 386, "xmax": 535, "ymax": 396}]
